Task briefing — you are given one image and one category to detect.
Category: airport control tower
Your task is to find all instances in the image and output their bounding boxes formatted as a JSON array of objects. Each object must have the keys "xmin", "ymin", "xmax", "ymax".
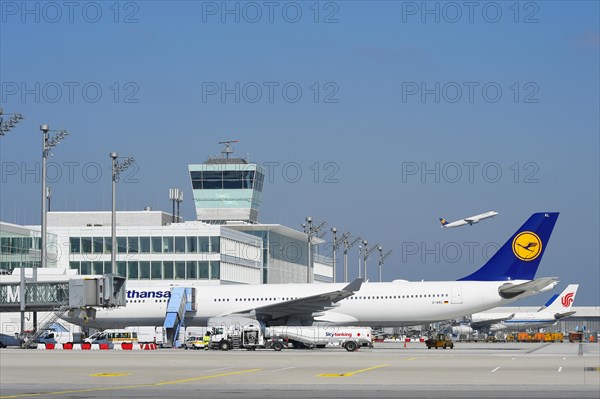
[{"xmin": 188, "ymin": 141, "xmax": 265, "ymax": 224}]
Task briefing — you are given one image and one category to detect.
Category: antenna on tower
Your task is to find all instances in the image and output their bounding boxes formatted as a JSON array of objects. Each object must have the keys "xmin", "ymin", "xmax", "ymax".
[{"xmin": 218, "ymin": 140, "xmax": 239, "ymax": 159}]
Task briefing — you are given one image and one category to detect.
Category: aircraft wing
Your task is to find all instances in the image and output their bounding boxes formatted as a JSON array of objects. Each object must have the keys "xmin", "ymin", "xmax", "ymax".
[
  {"xmin": 218, "ymin": 278, "xmax": 362, "ymax": 325},
  {"xmin": 554, "ymin": 311, "xmax": 576, "ymax": 320},
  {"xmin": 498, "ymin": 277, "xmax": 559, "ymax": 299},
  {"xmin": 471, "ymin": 313, "xmax": 515, "ymax": 332}
]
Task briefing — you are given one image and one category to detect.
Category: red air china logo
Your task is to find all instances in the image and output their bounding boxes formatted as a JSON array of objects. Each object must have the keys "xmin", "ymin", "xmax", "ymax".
[{"xmin": 561, "ymin": 292, "xmax": 574, "ymax": 308}]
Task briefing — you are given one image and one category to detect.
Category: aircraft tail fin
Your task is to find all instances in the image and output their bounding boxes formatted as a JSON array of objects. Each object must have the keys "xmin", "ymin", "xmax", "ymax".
[
  {"xmin": 439, "ymin": 218, "xmax": 448, "ymax": 227},
  {"xmin": 459, "ymin": 212, "xmax": 559, "ymax": 281},
  {"xmin": 543, "ymin": 284, "xmax": 579, "ymax": 312}
]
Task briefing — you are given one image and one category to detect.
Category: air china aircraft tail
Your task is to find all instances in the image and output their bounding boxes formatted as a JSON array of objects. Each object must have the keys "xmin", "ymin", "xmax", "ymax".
[
  {"xmin": 543, "ymin": 284, "xmax": 579, "ymax": 313},
  {"xmin": 459, "ymin": 212, "xmax": 559, "ymax": 281}
]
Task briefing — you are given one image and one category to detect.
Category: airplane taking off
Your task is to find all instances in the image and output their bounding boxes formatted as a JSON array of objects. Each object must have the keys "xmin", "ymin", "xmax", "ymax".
[
  {"xmin": 64, "ymin": 213, "xmax": 559, "ymax": 330},
  {"xmin": 439, "ymin": 211, "xmax": 498, "ymax": 228},
  {"xmin": 457, "ymin": 284, "xmax": 579, "ymax": 334}
]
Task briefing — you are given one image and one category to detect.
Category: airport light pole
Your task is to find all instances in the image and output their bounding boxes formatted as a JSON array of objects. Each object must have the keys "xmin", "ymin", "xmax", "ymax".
[
  {"xmin": 377, "ymin": 246, "xmax": 393, "ymax": 282},
  {"xmin": 331, "ymin": 228, "xmax": 337, "ymax": 283},
  {"xmin": 363, "ymin": 242, "xmax": 379, "ymax": 281},
  {"xmin": 110, "ymin": 153, "xmax": 135, "ymax": 275},
  {"xmin": 37, "ymin": 125, "xmax": 68, "ymax": 334},
  {"xmin": 40, "ymin": 126, "xmax": 68, "ymax": 272},
  {"xmin": 330, "ymin": 230, "xmax": 349, "ymax": 283},
  {"xmin": 0, "ymin": 108, "xmax": 24, "ymax": 136},
  {"xmin": 303, "ymin": 217, "xmax": 327, "ymax": 283},
  {"xmin": 343, "ymin": 235, "xmax": 361, "ymax": 282}
]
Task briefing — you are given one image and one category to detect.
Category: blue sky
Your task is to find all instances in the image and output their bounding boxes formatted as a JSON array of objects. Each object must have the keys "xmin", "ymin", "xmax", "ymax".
[{"xmin": 1, "ymin": 1, "xmax": 598, "ymax": 304}]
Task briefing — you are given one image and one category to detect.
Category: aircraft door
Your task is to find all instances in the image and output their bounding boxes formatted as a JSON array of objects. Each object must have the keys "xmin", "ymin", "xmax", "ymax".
[{"xmin": 451, "ymin": 287, "xmax": 463, "ymax": 304}]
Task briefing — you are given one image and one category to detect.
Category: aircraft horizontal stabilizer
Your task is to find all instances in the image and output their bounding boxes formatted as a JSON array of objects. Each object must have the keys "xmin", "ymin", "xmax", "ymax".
[
  {"xmin": 498, "ymin": 277, "xmax": 559, "ymax": 299},
  {"xmin": 554, "ymin": 311, "xmax": 577, "ymax": 320}
]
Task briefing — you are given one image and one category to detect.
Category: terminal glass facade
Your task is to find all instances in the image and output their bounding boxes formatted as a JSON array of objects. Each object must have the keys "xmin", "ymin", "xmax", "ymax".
[
  {"xmin": 0, "ymin": 225, "xmax": 57, "ymax": 271},
  {"xmin": 69, "ymin": 260, "xmax": 221, "ymax": 280}
]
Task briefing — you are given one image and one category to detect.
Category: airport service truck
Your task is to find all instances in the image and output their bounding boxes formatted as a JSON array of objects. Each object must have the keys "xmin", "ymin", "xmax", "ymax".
[{"xmin": 209, "ymin": 324, "xmax": 372, "ymax": 352}]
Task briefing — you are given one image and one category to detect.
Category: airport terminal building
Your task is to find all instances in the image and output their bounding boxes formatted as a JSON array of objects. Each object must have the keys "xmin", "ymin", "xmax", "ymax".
[
  {"xmin": 1, "ymin": 150, "xmax": 332, "ymax": 287},
  {"xmin": 0, "ymin": 148, "xmax": 333, "ymax": 333}
]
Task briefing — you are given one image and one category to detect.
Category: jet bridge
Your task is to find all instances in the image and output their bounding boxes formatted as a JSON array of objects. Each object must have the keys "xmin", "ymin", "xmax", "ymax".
[
  {"xmin": 0, "ymin": 271, "xmax": 126, "ymax": 347},
  {"xmin": 0, "ymin": 274, "xmax": 126, "ymax": 312},
  {"xmin": 163, "ymin": 287, "xmax": 196, "ymax": 347}
]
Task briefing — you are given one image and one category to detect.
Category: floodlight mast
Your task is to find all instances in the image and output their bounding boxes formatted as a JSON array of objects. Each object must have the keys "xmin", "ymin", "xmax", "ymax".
[
  {"xmin": 40, "ymin": 125, "xmax": 68, "ymax": 273},
  {"xmin": 110, "ymin": 153, "xmax": 135, "ymax": 275},
  {"xmin": 378, "ymin": 247, "xmax": 393, "ymax": 282},
  {"xmin": 363, "ymin": 242, "xmax": 379, "ymax": 281},
  {"xmin": 0, "ymin": 108, "xmax": 24, "ymax": 136},
  {"xmin": 303, "ymin": 217, "xmax": 327, "ymax": 283},
  {"xmin": 343, "ymin": 235, "xmax": 361, "ymax": 282}
]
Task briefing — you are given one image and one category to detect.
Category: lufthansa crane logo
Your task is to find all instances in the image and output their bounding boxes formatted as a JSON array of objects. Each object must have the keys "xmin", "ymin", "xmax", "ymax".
[{"xmin": 512, "ymin": 231, "xmax": 542, "ymax": 261}]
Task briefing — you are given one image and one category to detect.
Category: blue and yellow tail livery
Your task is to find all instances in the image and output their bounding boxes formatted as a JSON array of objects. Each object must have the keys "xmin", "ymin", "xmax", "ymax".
[
  {"xmin": 459, "ymin": 212, "xmax": 559, "ymax": 281},
  {"xmin": 439, "ymin": 218, "xmax": 448, "ymax": 226}
]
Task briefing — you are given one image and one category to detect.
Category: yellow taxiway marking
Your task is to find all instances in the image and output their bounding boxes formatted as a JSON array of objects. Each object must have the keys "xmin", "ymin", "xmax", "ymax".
[
  {"xmin": 89, "ymin": 373, "xmax": 130, "ymax": 377},
  {"xmin": 0, "ymin": 368, "xmax": 262, "ymax": 399},
  {"xmin": 318, "ymin": 364, "xmax": 389, "ymax": 378}
]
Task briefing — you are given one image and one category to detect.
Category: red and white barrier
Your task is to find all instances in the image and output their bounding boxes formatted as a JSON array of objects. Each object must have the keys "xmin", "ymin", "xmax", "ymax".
[{"xmin": 35, "ymin": 342, "xmax": 157, "ymax": 351}]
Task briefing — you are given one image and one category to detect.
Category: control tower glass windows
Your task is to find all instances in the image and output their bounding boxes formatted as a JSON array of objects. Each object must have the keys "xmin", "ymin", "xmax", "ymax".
[
  {"xmin": 254, "ymin": 171, "xmax": 264, "ymax": 191},
  {"xmin": 223, "ymin": 171, "xmax": 243, "ymax": 189},
  {"xmin": 190, "ymin": 171, "xmax": 202, "ymax": 189},
  {"xmin": 203, "ymin": 171, "xmax": 222, "ymax": 189},
  {"xmin": 189, "ymin": 170, "xmax": 258, "ymax": 190}
]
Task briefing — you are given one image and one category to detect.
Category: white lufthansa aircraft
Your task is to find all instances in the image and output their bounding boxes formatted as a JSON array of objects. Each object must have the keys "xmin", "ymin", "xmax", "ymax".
[
  {"xmin": 454, "ymin": 284, "xmax": 579, "ymax": 335},
  {"xmin": 64, "ymin": 213, "xmax": 559, "ymax": 330},
  {"xmin": 439, "ymin": 211, "xmax": 498, "ymax": 228}
]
